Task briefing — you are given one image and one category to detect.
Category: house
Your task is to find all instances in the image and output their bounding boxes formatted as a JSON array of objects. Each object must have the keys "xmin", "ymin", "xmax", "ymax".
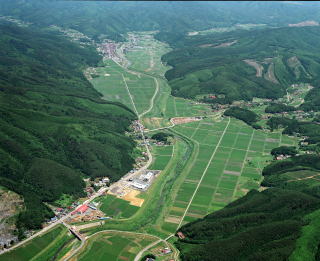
[
  {"xmin": 177, "ymin": 231, "xmax": 186, "ymax": 239},
  {"xmin": 71, "ymin": 204, "xmax": 89, "ymax": 215}
]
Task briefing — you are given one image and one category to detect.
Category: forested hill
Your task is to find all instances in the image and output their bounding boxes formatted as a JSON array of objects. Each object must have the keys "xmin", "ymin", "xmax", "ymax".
[
  {"xmin": 1, "ymin": 1, "xmax": 320, "ymax": 41},
  {"xmin": 161, "ymin": 26, "xmax": 320, "ymax": 102},
  {"xmin": 176, "ymin": 154, "xmax": 320, "ymax": 261},
  {"xmin": 0, "ymin": 23, "xmax": 136, "ymax": 235}
]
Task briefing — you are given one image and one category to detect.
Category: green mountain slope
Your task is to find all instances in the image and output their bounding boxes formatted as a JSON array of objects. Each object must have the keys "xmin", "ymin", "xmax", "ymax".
[
  {"xmin": 176, "ymin": 154, "xmax": 320, "ymax": 261},
  {"xmin": 1, "ymin": 1, "xmax": 320, "ymax": 41},
  {"xmin": 161, "ymin": 27, "xmax": 320, "ymax": 102},
  {"xmin": 0, "ymin": 23, "xmax": 136, "ymax": 234}
]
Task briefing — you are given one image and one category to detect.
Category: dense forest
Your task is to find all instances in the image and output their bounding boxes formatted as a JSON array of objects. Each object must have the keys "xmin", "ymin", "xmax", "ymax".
[
  {"xmin": 1, "ymin": 1, "xmax": 320, "ymax": 41},
  {"xmin": 161, "ymin": 26, "xmax": 320, "ymax": 102},
  {"xmin": 224, "ymin": 107, "xmax": 261, "ymax": 129},
  {"xmin": 176, "ymin": 152, "xmax": 320, "ymax": 260},
  {"xmin": 265, "ymin": 103, "xmax": 296, "ymax": 113},
  {"xmin": 0, "ymin": 23, "xmax": 136, "ymax": 235}
]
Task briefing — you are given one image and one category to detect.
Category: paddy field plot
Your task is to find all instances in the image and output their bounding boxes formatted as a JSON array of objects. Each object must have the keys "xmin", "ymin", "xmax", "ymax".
[
  {"xmin": 150, "ymin": 145, "xmax": 173, "ymax": 170},
  {"xmin": 90, "ymin": 60, "xmax": 157, "ymax": 115},
  {"xmin": 126, "ymin": 33, "xmax": 171, "ymax": 76},
  {"xmin": 0, "ymin": 225, "xmax": 71, "ymax": 261},
  {"xmin": 161, "ymin": 117, "xmax": 298, "ymax": 233},
  {"xmin": 73, "ymin": 231, "xmax": 158, "ymax": 261}
]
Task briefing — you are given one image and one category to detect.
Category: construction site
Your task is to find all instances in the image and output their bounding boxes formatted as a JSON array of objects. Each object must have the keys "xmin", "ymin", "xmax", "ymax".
[{"xmin": 109, "ymin": 169, "xmax": 161, "ymax": 198}]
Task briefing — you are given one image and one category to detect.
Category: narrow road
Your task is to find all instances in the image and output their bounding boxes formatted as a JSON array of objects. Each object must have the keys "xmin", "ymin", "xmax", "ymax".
[
  {"xmin": 139, "ymin": 77, "xmax": 159, "ymax": 118},
  {"xmin": 134, "ymin": 239, "xmax": 163, "ymax": 261},
  {"xmin": 65, "ymin": 230, "xmax": 166, "ymax": 261},
  {"xmin": 0, "ymin": 187, "xmax": 107, "ymax": 255}
]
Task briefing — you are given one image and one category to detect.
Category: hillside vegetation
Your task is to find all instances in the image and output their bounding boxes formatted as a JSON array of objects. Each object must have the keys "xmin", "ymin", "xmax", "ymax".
[
  {"xmin": 161, "ymin": 27, "xmax": 320, "ymax": 102},
  {"xmin": 1, "ymin": 1, "xmax": 320, "ymax": 41},
  {"xmin": 176, "ymin": 152, "xmax": 320, "ymax": 261},
  {"xmin": 0, "ymin": 23, "xmax": 136, "ymax": 234}
]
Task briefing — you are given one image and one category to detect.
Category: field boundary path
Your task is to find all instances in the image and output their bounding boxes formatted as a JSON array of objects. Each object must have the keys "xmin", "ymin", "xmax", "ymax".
[
  {"xmin": 65, "ymin": 230, "xmax": 169, "ymax": 261},
  {"xmin": 176, "ymin": 117, "xmax": 231, "ymax": 229}
]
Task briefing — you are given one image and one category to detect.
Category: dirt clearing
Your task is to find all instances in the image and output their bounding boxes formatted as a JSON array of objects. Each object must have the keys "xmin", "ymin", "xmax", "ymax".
[
  {"xmin": 122, "ymin": 190, "xmax": 144, "ymax": 207},
  {"xmin": 243, "ymin": 59, "xmax": 264, "ymax": 77},
  {"xmin": 171, "ymin": 117, "xmax": 202, "ymax": 125}
]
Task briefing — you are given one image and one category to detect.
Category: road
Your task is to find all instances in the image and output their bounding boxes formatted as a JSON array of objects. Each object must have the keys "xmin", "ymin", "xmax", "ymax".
[
  {"xmin": 176, "ymin": 117, "xmax": 231, "ymax": 229},
  {"xmin": 139, "ymin": 77, "xmax": 159, "ymax": 118},
  {"xmin": 65, "ymin": 230, "xmax": 168, "ymax": 261},
  {"xmin": 0, "ymin": 187, "xmax": 107, "ymax": 255}
]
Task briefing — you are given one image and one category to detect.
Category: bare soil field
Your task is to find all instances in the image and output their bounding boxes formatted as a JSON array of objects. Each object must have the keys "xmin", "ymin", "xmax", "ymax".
[
  {"xmin": 171, "ymin": 117, "xmax": 202, "ymax": 125},
  {"xmin": 122, "ymin": 190, "xmax": 144, "ymax": 207}
]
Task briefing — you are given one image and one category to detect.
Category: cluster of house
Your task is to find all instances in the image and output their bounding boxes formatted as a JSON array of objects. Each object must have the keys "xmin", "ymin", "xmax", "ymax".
[
  {"xmin": 98, "ymin": 41, "xmax": 117, "ymax": 59},
  {"xmin": 49, "ymin": 25, "xmax": 94, "ymax": 46},
  {"xmin": 93, "ymin": 177, "xmax": 110, "ymax": 187}
]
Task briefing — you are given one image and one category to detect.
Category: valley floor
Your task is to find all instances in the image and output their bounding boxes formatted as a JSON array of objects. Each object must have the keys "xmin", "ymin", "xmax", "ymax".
[{"xmin": 0, "ymin": 31, "xmax": 299, "ymax": 261}]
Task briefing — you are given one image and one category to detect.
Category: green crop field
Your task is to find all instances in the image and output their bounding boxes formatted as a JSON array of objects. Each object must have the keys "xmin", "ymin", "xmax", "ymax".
[
  {"xmin": 0, "ymin": 225, "xmax": 71, "ymax": 261},
  {"xmin": 2, "ymin": 31, "xmax": 301, "ymax": 261},
  {"xmin": 90, "ymin": 60, "xmax": 157, "ymax": 115},
  {"xmin": 149, "ymin": 145, "xmax": 173, "ymax": 170},
  {"xmin": 126, "ymin": 32, "xmax": 171, "ymax": 77},
  {"xmin": 95, "ymin": 194, "xmax": 139, "ymax": 219},
  {"xmin": 74, "ymin": 231, "xmax": 158, "ymax": 261},
  {"xmin": 160, "ymin": 117, "xmax": 298, "ymax": 233}
]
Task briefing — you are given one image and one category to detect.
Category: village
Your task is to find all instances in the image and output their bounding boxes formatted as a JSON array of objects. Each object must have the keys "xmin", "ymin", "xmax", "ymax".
[{"xmin": 42, "ymin": 119, "xmax": 169, "ymax": 225}]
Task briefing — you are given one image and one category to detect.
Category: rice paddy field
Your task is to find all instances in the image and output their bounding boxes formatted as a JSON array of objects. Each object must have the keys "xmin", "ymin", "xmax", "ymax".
[
  {"xmin": 2, "ymin": 32, "xmax": 302, "ymax": 261},
  {"xmin": 0, "ymin": 225, "xmax": 71, "ymax": 261},
  {"xmin": 90, "ymin": 60, "xmax": 157, "ymax": 115},
  {"xmin": 160, "ymin": 117, "xmax": 298, "ymax": 233},
  {"xmin": 73, "ymin": 231, "xmax": 158, "ymax": 261},
  {"xmin": 126, "ymin": 32, "xmax": 171, "ymax": 76},
  {"xmin": 150, "ymin": 145, "xmax": 173, "ymax": 170}
]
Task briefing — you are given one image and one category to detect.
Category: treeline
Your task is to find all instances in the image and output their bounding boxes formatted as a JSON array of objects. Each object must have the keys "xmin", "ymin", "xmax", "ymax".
[
  {"xmin": 0, "ymin": 23, "xmax": 136, "ymax": 235},
  {"xmin": 267, "ymin": 117, "xmax": 320, "ymax": 138},
  {"xmin": 161, "ymin": 26, "xmax": 320, "ymax": 102},
  {"xmin": 224, "ymin": 107, "xmax": 261, "ymax": 129},
  {"xmin": 176, "ymin": 152, "xmax": 320, "ymax": 260},
  {"xmin": 2, "ymin": 1, "xmax": 320, "ymax": 42},
  {"xmin": 265, "ymin": 103, "xmax": 295, "ymax": 113}
]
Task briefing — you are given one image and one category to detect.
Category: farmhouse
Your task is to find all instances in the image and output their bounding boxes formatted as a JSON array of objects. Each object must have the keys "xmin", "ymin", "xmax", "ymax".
[{"xmin": 71, "ymin": 204, "xmax": 89, "ymax": 215}]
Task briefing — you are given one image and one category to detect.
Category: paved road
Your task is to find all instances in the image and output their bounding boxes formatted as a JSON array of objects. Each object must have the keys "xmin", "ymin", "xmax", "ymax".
[
  {"xmin": 0, "ymin": 187, "xmax": 107, "ymax": 255},
  {"xmin": 65, "ymin": 230, "xmax": 165, "ymax": 261}
]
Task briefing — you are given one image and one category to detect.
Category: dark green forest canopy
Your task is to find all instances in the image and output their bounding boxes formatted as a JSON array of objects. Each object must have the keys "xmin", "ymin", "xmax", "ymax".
[
  {"xmin": 161, "ymin": 27, "xmax": 320, "ymax": 102},
  {"xmin": 224, "ymin": 107, "xmax": 260, "ymax": 128},
  {"xmin": 176, "ymin": 153, "xmax": 320, "ymax": 261},
  {"xmin": 1, "ymin": 1, "xmax": 320, "ymax": 41},
  {"xmin": 265, "ymin": 103, "xmax": 296, "ymax": 113},
  {"xmin": 0, "ymin": 23, "xmax": 136, "ymax": 232}
]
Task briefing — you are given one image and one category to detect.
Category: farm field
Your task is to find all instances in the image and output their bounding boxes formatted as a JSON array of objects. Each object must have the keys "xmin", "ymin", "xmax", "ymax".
[
  {"xmin": 150, "ymin": 145, "xmax": 173, "ymax": 170},
  {"xmin": 1, "ymin": 31, "xmax": 302, "ymax": 261},
  {"xmin": 0, "ymin": 225, "xmax": 71, "ymax": 261},
  {"xmin": 72, "ymin": 231, "xmax": 158, "ymax": 261},
  {"xmin": 90, "ymin": 59, "xmax": 157, "ymax": 115},
  {"xmin": 95, "ymin": 194, "xmax": 139, "ymax": 219},
  {"xmin": 160, "ymin": 117, "xmax": 298, "ymax": 233},
  {"xmin": 126, "ymin": 32, "xmax": 171, "ymax": 76}
]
